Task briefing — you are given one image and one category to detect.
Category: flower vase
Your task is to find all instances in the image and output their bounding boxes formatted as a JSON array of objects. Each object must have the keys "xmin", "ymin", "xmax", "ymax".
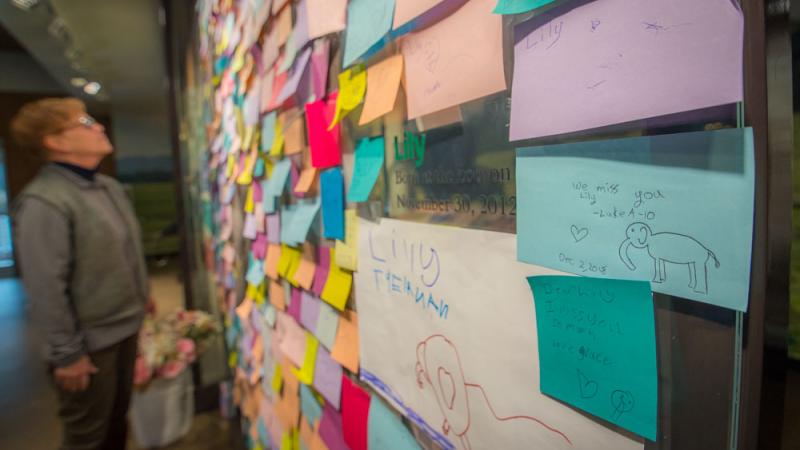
[{"xmin": 130, "ymin": 368, "xmax": 194, "ymax": 448}]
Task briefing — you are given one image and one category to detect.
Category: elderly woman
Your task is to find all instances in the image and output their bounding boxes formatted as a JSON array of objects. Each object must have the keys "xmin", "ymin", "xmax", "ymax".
[{"xmin": 11, "ymin": 97, "xmax": 148, "ymax": 450}]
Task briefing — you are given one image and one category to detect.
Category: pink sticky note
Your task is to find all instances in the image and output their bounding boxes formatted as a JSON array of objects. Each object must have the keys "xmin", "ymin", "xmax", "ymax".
[
  {"xmin": 253, "ymin": 234, "xmax": 268, "ymax": 260},
  {"xmin": 288, "ymin": 287, "xmax": 303, "ymax": 323},
  {"xmin": 319, "ymin": 404, "xmax": 348, "ymax": 450},
  {"xmin": 277, "ymin": 312, "xmax": 308, "ymax": 367},
  {"xmin": 313, "ymin": 346, "xmax": 342, "ymax": 409},
  {"xmin": 341, "ymin": 376, "xmax": 371, "ymax": 450},
  {"xmin": 311, "ymin": 40, "xmax": 331, "ymax": 100},
  {"xmin": 266, "ymin": 213, "xmax": 281, "ymax": 244},
  {"xmin": 307, "ymin": 0, "xmax": 347, "ymax": 39},
  {"xmin": 305, "ymin": 93, "xmax": 341, "ymax": 168},
  {"xmin": 312, "ymin": 246, "xmax": 331, "ymax": 297}
]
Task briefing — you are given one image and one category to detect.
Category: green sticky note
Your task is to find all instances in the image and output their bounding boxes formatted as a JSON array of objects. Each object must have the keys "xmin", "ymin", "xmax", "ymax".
[
  {"xmin": 367, "ymin": 396, "xmax": 421, "ymax": 450},
  {"xmin": 300, "ymin": 384, "xmax": 323, "ymax": 425},
  {"xmin": 347, "ymin": 136, "xmax": 385, "ymax": 203},
  {"xmin": 493, "ymin": 0, "xmax": 556, "ymax": 14},
  {"xmin": 528, "ymin": 275, "xmax": 657, "ymax": 440}
]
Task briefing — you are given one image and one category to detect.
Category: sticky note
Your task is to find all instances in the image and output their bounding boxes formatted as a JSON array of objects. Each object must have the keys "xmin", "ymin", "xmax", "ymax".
[
  {"xmin": 300, "ymin": 384, "xmax": 324, "ymax": 425},
  {"xmin": 281, "ymin": 198, "xmax": 322, "ymax": 246},
  {"xmin": 314, "ymin": 302, "xmax": 340, "ymax": 351},
  {"xmin": 320, "ymin": 168, "xmax": 345, "ymax": 240},
  {"xmin": 266, "ymin": 70, "xmax": 289, "ymax": 113},
  {"xmin": 334, "ymin": 210, "xmax": 358, "ymax": 271},
  {"xmin": 493, "ymin": 0, "xmax": 555, "ymax": 14},
  {"xmin": 278, "ymin": 313, "xmax": 309, "ymax": 368},
  {"xmin": 237, "ymin": 148, "xmax": 258, "ymax": 185},
  {"xmin": 292, "ymin": 333, "xmax": 320, "ymax": 385},
  {"xmin": 310, "ymin": 40, "xmax": 330, "ymax": 101},
  {"xmin": 516, "ymin": 128, "xmax": 755, "ymax": 311},
  {"xmin": 236, "ymin": 298, "xmax": 254, "ymax": 323},
  {"xmin": 253, "ymin": 234, "xmax": 268, "ymax": 260},
  {"xmin": 243, "ymin": 213, "xmax": 258, "ymax": 240},
  {"xmin": 287, "ymin": 286, "xmax": 303, "ymax": 322},
  {"xmin": 312, "ymin": 246, "xmax": 331, "ymax": 297},
  {"xmin": 270, "ymin": 119, "xmax": 285, "ymax": 157},
  {"xmin": 346, "ymin": 137, "xmax": 384, "ymax": 203},
  {"xmin": 329, "ymin": 67, "xmax": 366, "ymax": 129},
  {"xmin": 368, "ymin": 396, "xmax": 421, "ymax": 450},
  {"xmin": 330, "ymin": 311, "xmax": 359, "ymax": 373},
  {"xmin": 300, "ymin": 291, "xmax": 322, "ymax": 333},
  {"xmin": 509, "ymin": 0, "xmax": 744, "ymax": 140},
  {"xmin": 264, "ymin": 158, "xmax": 292, "ymax": 198},
  {"xmin": 294, "ymin": 253, "xmax": 318, "ymax": 291},
  {"xmin": 401, "ymin": 0, "xmax": 505, "ymax": 119},
  {"xmin": 341, "ymin": 376, "xmax": 370, "ymax": 450},
  {"xmin": 343, "ymin": 0, "xmax": 395, "ymax": 67},
  {"xmin": 277, "ymin": 245, "xmax": 299, "ymax": 279},
  {"xmin": 529, "ymin": 276, "xmax": 657, "ymax": 440},
  {"xmin": 266, "ymin": 212, "xmax": 281, "ymax": 244},
  {"xmin": 306, "ymin": 93, "xmax": 342, "ymax": 168},
  {"xmin": 270, "ymin": 279, "xmax": 286, "ymax": 310},
  {"xmin": 271, "ymin": 363, "xmax": 284, "ymax": 393},
  {"xmin": 265, "ymin": 244, "xmax": 282, "ymax": 280},
  {"xmin": 277, "ymin": 48, "xmax": 313, "ymax": 106},
  {"xmin": 283, "ymin": 114, "xmax": 306, "ymax": 156},
  {"xmin": 246, "ymin": 255, "xmax": 266, "ymax": 286},
  {"xmin": 306, "ymin": 0, "xmax": 347, "ymax": 39},
  {"xmin": 359, "ymin": 55, "xmax": 403, "ymax": 125},
  {"xmin": 294, "ymin": 167, "xmax": 317, "ymax": 195},
  {"xmin": 320, "ymin": 248, "xmax": 352, "ymax": 311}
]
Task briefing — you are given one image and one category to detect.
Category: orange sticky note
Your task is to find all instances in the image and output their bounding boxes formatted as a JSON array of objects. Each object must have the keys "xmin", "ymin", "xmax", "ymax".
[
  {"xmin": 300, "ymin": 417, "xmax": 315, "ymax": 447},
  {"xmin": 293, "ymin": 253, "xmax": 317, "ymax": 291},
  {"xmin": 359, "ymin": 54, "xmax": 404, "ymax": 125},
  {"xmin": 320, "ymin": 248, "xmax": 352, "ymax": 311},
  {"xmin": 283, "ymin": 113, "xmax": 306, "ymax": 155},
  {"xmin": 276, "ymin": 387, "xmax": 300, "ymax": 431},
  {"xmin": 265, "ymin": 244, "xmax": 282, "ymax": 280},
  {"xmin": 270, "ymin": 279, "xmax": 286, "ymax": 310},
  {"xmin": 281, "ymin": 356, "xmax": 301, "ymax": 394},
  {"xmin": 236, "ymin": 298, "xmax": 254, "ymax": 322},
  {"xmin": 294, "ymin": 167, "xmax": 317, "ymax": 194},
  {"xmin": 330, "ymin": 311, "xmax": 359, "ymax": 373}
]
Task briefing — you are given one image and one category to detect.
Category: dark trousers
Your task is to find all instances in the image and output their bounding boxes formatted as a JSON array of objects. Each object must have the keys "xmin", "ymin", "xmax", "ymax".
[{"xmin": 56, "ymin": 333, "xmax": 138, "ymax": 450}]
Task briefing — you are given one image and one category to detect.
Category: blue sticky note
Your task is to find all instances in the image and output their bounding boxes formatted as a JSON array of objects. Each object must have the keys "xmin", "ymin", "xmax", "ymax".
[
  {"xmin": 367, "ymin": 396, "xmax": 421, "ymax": 450},
  {"xmin": 320, "ymin": 168, "xmax": 345, "ymax": 240},
  {"xmin": 492, "ymin": 0, "xmax": 556, "ymax": 14},
  {"xmin": 516, "ymin": 128, "xmax": 755, "ymax": 312},
  {"xmin": 254, "ymin": 157, "xmax": 265, "ymax": 178},
  {"xmin": 528, "ymin": 275, "xmax": 657, "ymax": 440},
  {"xmin": 246, "ymin": 253, "xmax": 265, "ymax": 286},
  {"xmin": 300, "ymin": 385, "xmax": 323, "ymax": 425},
  {"xmin": 257, "ymin": 419, "xmax": 270, "ymax": 447},
  {"xmin": 265, "ymin": 158, "xmax": 293, "ymax": 198},
  {"xmin": 261, "ymin": 112, "xmax": 277, "ymax": 152},
  {"xmin": 279, "ymin": 205, "xmax": 298, "ymax": 245},
  {"xmin": 347, "ymin": 137, "xmax": 385, "ymax": 203},
  {"xmin": 262, "ymin": 180, "xmax": 277, "ymax": 214},
  {"xmin": 282, "ymin": 198, "xmax": 322, "ymax": 246},
  {"xmin": 343, "ymin": 0, "xmax": 395, "ymax": 67}
]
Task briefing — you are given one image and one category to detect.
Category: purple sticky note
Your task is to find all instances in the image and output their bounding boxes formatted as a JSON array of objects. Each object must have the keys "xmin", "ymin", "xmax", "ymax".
[
  {"xmin": 319, "ymin": 404, "xmax": 348, "ymax": 450},
  {"xmin": 312, "ymin": 246, "xmax": 330, "ymax": 297},
  {"xmin": 300, "ymin": 291, "xmax": 321, "ymax": 333},
  {"xmin": 243, "ymin": 213, "xmax": 258, "ymax": 240},
  {"xmin": 252, "ymin": 234, "xmax": 268, "ymax": 260},
  {"xmin": 313, "ymin": 346, "xmax": 343, "ymax": 410},
  {"xmin": 311, "ymin": 39, "xmax": 330, "ymax": 100},
  {"xmin": 288, "ymin": 287, "xmax": 303, "ymax": 322},
  {"xmin": 266, "ymin": 213, "xmax": 281, "ymax": 244}
]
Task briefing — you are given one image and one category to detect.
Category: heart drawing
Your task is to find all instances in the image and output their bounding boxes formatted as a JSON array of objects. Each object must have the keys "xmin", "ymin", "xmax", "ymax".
[
  {"xmin": 571, "ymin": 225, "xmax": 589, "ymax": 243},
  {"xmin": 577, "ymin": 369, "xmax": 599, "ymax": 399}
]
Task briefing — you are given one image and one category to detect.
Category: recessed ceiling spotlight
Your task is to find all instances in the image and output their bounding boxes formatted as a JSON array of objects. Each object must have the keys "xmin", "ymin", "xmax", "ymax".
[
  {"xmin": 70, "ymin": 77, "xmax": 87, "ymax": 87},
  {"xmin": 83, "ymin": 82, "xmax": 101, "ymax": 95},
  {"xmin": 12, "ymin": 0, "xmax": 39, "ymax": 11}
]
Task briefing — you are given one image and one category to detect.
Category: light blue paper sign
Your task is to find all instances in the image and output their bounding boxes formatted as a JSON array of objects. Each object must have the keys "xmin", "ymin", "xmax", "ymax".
[
  {"xmin": 517, "ymin": 128, "xmax": 755, "ymax": 312},
  {"xmin": 347, "ymin": 136, "xmax": 385, "ymax": 203},
  {"xmin": 493, "ymin": 0, "xmax": 556, "ymax": 14},
  {"xmin": 320, "ymin": 167, "xmax": 345, "ymax": 240},
  {"xmin": 529, "ymin": 275, "xmax": 657, "ymax": 440},
  {"xmin": 367, "ymin": 396, "xmax": 421, "ymax": 450},
  {"xmin": 343, "ymin": 0, "xmax": 395, "ymax": 67},
  {"xmin": 300, "ymin": 384, "xmax": 323, "ymax": 425},
  {"xmin": 264, "ymin": 158, "xmax": 293, "ymax": 198},
  {"xmin": 261, "ymin": 112, "xmax": 277, "ymax": 152},
  {"xmin": 281, "ymin": 197, "xmax": 322, "ymax": 246}
]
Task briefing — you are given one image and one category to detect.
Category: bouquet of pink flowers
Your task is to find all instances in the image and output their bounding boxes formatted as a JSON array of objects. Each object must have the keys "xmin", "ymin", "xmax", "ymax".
[{"xmin": 134, "ymin": 309, "xmax": 221, "ymax": 388}]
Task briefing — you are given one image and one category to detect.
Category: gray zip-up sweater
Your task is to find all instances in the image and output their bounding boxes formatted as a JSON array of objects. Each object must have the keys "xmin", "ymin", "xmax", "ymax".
[{"xmin": 13, "ymin": 164, "xmax": 148, "ymax": 367}]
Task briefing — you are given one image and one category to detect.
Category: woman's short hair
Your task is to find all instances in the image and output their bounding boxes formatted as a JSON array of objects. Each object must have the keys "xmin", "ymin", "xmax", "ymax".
[{"xmin": 10, "ymin": 97, "xmax": 86, "ymax": 151}]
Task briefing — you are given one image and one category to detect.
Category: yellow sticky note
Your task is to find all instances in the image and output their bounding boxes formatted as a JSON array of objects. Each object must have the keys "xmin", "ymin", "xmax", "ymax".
[
  {"xmin": 328, "ymin": 66, "xmax": 367, "ymax": 130},
  {"xmin": 244, "ymin": 184, "xmax": 255, "ymax": 213},
  {"xmin": 270, "ymin": 117, "xmax": 285, "ymax": 157},
  {"xmin": 265, "ymin": 244, "xmax": 282, "ymax": 280},
  {"xmin": 242, "ymin": 125, "xmax": 256, "ymax": 153},
  {"xmin": 271, "ymin": 363, "xmax": 284, "ymax": 393},
  {"xmin": 286, "ymin": 249, "xmax": 303, "ymax": 287},
  {"xmin": 237, "ymin": 148, "xmax": 257, "ymax": 185},
  {"xmin": 330, "ymin": 310, "xmax": 359, "ymax": 373},
  {"xmin": 359, "ymin": 54, "xmax": 404, "ymax": 125},
  {"xmin": 294, "ymin": 167, "xmax": 317, "ymax": 194},
  {"xmin": 278, "ymin": 245, "xmax": 300, "ymax": 279},
  {"xmin": 231, "ymin": 46, "xmax": 246, "ymax": 73},
  {"xmin": 334, "ymin": 209, "xmax": 358, "ymax": 271},
  {"xmin": 320, "ymin": 248, "xmax": 353, "ymax": 311},
  {"xmin": 226, "ymin": 153, "xmax": 236, "ymax": 179},
  {"xmin": 291, "ymin": 333, "xmax": 319, "ymax": 385},
  {"xmin": 228, "ymin": 351, "xmax": 238, "ymax": 369}
]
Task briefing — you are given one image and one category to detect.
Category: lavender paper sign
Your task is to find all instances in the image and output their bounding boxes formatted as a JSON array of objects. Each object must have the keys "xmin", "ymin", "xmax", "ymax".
[{"xmin": 509, "ymin": 0, "xmax": 743, "ymax": 140}]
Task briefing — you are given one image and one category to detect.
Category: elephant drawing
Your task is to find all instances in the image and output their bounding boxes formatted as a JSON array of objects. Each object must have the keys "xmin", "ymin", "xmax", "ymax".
[{"xmin": 619, "ymin": 222, "xmax": 720, "ymax": 294}]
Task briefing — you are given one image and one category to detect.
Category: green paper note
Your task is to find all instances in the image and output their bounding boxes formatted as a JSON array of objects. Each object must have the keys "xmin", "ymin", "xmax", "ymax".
[
  {"xmin": 528, "ymin": 275, "xmax": 657, "ymax": 440},
  {"xmin": 493, "ymin": 0, "xmax": 556, "ymax": 14},
  {"xmin": 367, "ymin": 396, "xmax": 421, "ymax": 450},
  {"xmin": 347, "ymin": 137, "xmax": 385, "ymax": 203}
]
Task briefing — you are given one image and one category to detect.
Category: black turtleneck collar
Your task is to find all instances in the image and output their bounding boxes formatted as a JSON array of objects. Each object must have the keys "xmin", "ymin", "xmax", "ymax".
[{"xmin": 54, "ymin": 162, "xmax": 98, "ymax": 182}]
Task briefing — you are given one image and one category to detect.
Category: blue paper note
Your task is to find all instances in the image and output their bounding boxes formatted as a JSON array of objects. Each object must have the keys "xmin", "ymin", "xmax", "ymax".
[
  {"xmin": 254, "ymin": 157, "xmax": 265, "ymax": 178},
  {"xmin": 264, "ymin": 158, "xmax": 293, "ymax": 198},
  {"xmin": 282, "ymin": 198, "xmax": 322, "ymax": 246},
  {"xmin": 347, "ymin": 137, "xmax": 385, "ymax": 203},
  {"xmin": 246, "ymin": 253, "xmax": 265, "ymax": 286},
  {"xmin": 528, "ymin": 275, "xmax": 657, "ymax": 440},
  {"xmin": 279, "ymin": 205, "xmax": 298, "ymax": 245},
  {"xmin": 516, "ymin": 128, "xmax": 755, "ymax": 311},
  {"xmin": 300, "ymin": 384, "xmax": 323, "ymax": 425},
  {"xmin": 261, "ymin": 112, "xmax": 277, "ymax": 152},
  {"xmin": 492, "ymin": 0, "xmax": 555, "ymax": 14},
  {"xmin": 320, "ymin": 168, "xmax": 345, "ymax": 240},
  {"xmin": 343, "ymin": 0, "xmax": 395, "ymax": 67},
  {"xmin": 367, "ymin": 396, "xmax": 421, "ymax": 450}
]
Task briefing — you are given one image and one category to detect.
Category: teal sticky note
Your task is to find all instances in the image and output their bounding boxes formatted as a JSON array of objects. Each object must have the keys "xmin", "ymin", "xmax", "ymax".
[
  {"xmin": 367, "ymin": 396, "xmax": 421, "ymax": 450},
  {"xmin": 528, "ymin": 275, "xmax": 657, "ymax": 440},
  {"xmin": 493, "ymin": 0, "xmax": 556, "ymax": 14},
  {"xmin": 343, "ymin": 0, "xmax": 395, "ymax": 67},
  {"xmin": 254, "ymin": 157, "xmax": 265, "ymax": 178},
  {"xmin": 264, "ymin": 158, "xmax": 293, "ymax": 198},
  {"xmin": 347, "ymin": 137, "xmax": 385, "ymax": 203},
  {"xmin": 516, "ymin": 128, "xmax": 755, "ymax": 312},
  {"xmin": 261, "ymin": 112, "xmax": 277, "ymax": 152},
  {"xmin": 279, "ymin": 205, "xmax": 298, "ymax": 245},
  {"xmin": 300, "ymin": 385, "xmax": 323, "ymax": 425},
  {"xmin": 320, "ymin": 168, "xmax": 345, "ymax": 240},
  {"xmin": 281, "ymin": 197, "xmax": 322, "ymax": 246},
  {"xmin": 246, "ymin": 253, "xmax": 265, "ymax": 286}
]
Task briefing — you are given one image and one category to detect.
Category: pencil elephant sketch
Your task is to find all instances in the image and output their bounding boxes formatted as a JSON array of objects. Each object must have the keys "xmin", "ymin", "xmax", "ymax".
[
  {"xmin": 619, "ymin": 222, "xmax": 720, "ymax": 294},
  {"xmin": 415, "ymin": 335, "xmax": 572, "ymax": 450}
]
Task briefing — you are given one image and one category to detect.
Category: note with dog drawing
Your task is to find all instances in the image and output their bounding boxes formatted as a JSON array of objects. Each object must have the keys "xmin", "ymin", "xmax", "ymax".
[{"xmin": 516, "ymin": 128, "xmax": 755, "ymax": 311}]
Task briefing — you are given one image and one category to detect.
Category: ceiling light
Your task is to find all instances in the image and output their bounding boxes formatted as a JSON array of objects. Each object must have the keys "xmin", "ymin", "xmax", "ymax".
[
  {"xmin": 83, "ymin": 82, "xmax": 101, "ymax": 95},
  {"xmin": 12, "ymin": 0, "xmax": 40, "ymax": 11},
  {"xmin": 70, "ymin": 77, "xmax": 87, "ymax": 87}
]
